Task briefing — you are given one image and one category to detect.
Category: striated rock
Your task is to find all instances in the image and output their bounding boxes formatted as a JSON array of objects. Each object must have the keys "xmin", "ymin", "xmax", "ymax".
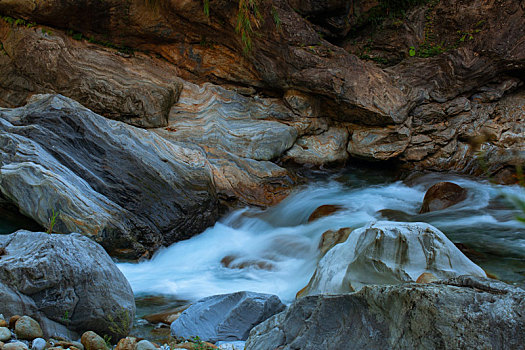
[
  {"xmin": 348, "ymin": 126, "xmax": 411, "ymax": 160},
  {"xmin": 0, "ymin": 231, "xmax": 135, "ymax": 339},
  {"xmin": 246, "ymin": 276, "xmax": 525, "ymax": 350},
  {"xmin": 307, "ymin": 205, "xmax": 343, "ymax": 222},
  {"xmin": 0, "ymin": 21, "xmax": 181, "ymax": 128},
  {"xmin": 419, "ymin": 182, "xmax": 468, "ymax": 213},
  {"xmin": 300, "ymin": 222, "xmax": 486, "ymax": 296},
  {"xmin": 284, "ymin": 127, "xmax": 349, "ymax": 165},
  {"xmin": 283, "ymin": 90, "xmax": 320, "ymax": 118},
  {"xmin": 0, "ymin": 94, "xmax": 218, "ymax": 256},
  {"xmin": 14, "ymin": 316, "xmax": 43, "ymax": 340},
  {"xmin": 170, "ymin": 291, "xmax": 286, "ymax": 343},
  {"xmin": 81, "ymin": 331, "xmax": 107, "ymax": 350}
]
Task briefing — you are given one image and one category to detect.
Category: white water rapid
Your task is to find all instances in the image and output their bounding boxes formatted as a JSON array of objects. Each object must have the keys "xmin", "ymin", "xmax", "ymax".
[{"xmin": 118, "ymin": 172, "xmax": 525, "ymax": 303}]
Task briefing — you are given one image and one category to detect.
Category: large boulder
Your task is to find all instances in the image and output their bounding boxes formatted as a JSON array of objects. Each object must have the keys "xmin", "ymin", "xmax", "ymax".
[
  {"xmin": 300, "ymin": 222, "xmax": 486, "ymax": 296},
  {"xmin": 0, "ymin": 231, "xmax": 135, "ymax": 339},
  {"xmin": 0, "ymin": 94, "xmax": 219, "ymax": 257},
  {"xmin": 246, "ymin": 276, "xmax": 525, "ymax": 350},
  {"xmin": 170, "ymin": 291, "xmax": 285, "ymax": 343}
]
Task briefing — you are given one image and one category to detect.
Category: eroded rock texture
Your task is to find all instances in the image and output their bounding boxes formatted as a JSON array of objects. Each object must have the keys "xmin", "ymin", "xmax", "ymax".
[
  {"xmin": 299, "ymin": 221, "xmax": 486, "ymax": 296},
  {"xmin": 246, "ymin": 276, "xmax": 525, "ymax": 350},
  {"xmin": 0, "ymin": 94, "xmax": 219, "ymax": 257}
]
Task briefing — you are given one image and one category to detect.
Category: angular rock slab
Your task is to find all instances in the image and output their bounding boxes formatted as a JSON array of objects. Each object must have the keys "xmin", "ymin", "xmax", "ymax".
[
  {"xmin": 301, "ymin": 221, "xmax": 486, "ymax": 295},
  {"xmin": 170, "ymin": 291, "xmax": 285, "ymax": 343},
  {"xmin": 0, "ymin": 94, "xmax": 219, "ymax": 257},
  {"xmin": 246, "ymin": 276, "xmax": 525, "ymax": 350},
  {"xmin": 0, "ymin": 231, "xmax": 135, "ymax": 339}
]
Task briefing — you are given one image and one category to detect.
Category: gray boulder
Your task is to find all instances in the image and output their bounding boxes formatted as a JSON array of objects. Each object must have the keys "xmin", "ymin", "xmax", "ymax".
[
  {"xmin": 246, "ymin": 276, "xmax": 525, "ymax": 350},
  {"xmin": 0, "ymin": 94, "xmax": 219, "ymax": 257},
  {"xmin": 170, "ymin": 291, "xmax": 286, "ymax": 343},
  {"xmin": 0, "ymin": 231, "xmax": 135, "ymax": 339}
]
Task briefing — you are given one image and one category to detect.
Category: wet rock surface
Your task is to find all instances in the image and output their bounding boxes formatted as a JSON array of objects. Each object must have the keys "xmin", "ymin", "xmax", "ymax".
[
  {"xmin": 419, "ymin": 182, "xmax": 468, "ymax": 213},
  {"xmin": 246, "ymin": 276, "xmax": 525, "ymax": 350}
]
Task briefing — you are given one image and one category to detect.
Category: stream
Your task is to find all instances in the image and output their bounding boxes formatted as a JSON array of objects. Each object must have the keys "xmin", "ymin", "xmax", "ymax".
[
  {"xmin": 1, "ymin": 168, "xmax": 524, "ymax": 338},
  {"xmin": 119, "ymin": 169, "xmax": 525, "ymax": 307}
]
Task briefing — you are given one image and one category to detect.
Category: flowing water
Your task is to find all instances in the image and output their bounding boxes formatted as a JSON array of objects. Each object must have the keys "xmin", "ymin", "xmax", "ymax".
[{"xmin": 118, "ymin": 170, "xmax": 525, "ymax": 306}]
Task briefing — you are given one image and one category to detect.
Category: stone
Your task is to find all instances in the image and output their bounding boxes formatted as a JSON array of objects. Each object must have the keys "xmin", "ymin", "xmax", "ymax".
[
  {"xmin": 0, "ymin": 319, "xmax": 7, "ymax": 328},
  {"xmin": 216, "ymin": 341, "xmax": 245, "ymax": 350},
  {"xmin": 81, "ymin": 331, "xmax": 108, "ymax": 350},
  {"xmin": 14, "ymin": 316, "xmax": 43, "ymax": 340},
  {"xmin": 347, "ymin": 126, "xmax": 411, "ymax": 160},
  {"xmin": 135, "ymin": 340, "xmax": 156, "ymax": 350},
  {"xmin": 114, "ymin": 337, "xmax": 138, "ymax": 350},
  {"xmin": 170, "ymin": 291, "xmax": 286, "ymax": 343},
  {"xmin": 416, "ymin": 272, "xmax": 439, "ymax": 284},
  {"xmin": 317, "ymin": 228, "xmax": 352, "ymax": 257},
  {"xmin": 0, "ymin": 327, "xmax": 11, "ymax": 341},
  {"xmin": 0, "ymin": 94, "xmax": 218, "ymax": 257},
  {"xmin": 143, "ymin": 305, "xmax": 191, "ymax": 325},
  {"xmin": 3, "ymin": 342, "xmax": 29, "ymax": 350},
  {"xmin": 419, "ymin": 182, "xmax": 468, "ymax": 213},
  {"xmin": 31, "ymin": 338, "xmax": 46, "ymax": 350},
  {"xmin": 300, "ymin": 222, "xmax": 486, "ymax": 296},
  {"xmin": 9, "ymin": 316, "xmax": 21, "ymax": 329},
  {"xmin": 284, "ymin": 127, "xmax": 349, "ymax": 165},
  {"xmin": 246, "ymin": 276, "xmax": 525, "ymax": 350},
  {"xmin": 308, "ymin": 205, "xmax": 343, "ymax": 222},
  {"xmin": 283, "ymin": 90, "xmax": 320, "ymax": 117},
  {"xmin": 0, "ymin": 231, "xmax": 135, "ymax": 339}
]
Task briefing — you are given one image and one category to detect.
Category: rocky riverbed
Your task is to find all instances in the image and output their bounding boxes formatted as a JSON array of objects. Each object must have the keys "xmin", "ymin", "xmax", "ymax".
[{"xmin": 0, "ymin": 0, "xmax": 524, "ymax": 349}]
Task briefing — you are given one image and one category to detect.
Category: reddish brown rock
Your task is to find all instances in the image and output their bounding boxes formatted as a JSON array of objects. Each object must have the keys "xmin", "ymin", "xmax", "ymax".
[
  {"xmin": 420, "ymin": 182, "xmax": 468, "ymax": 213},
  {"xmin": 318, "ymin": 228, "xmax": 352, "ymax": 257},
  {"xmin": 308, "ymin": 205, "xmax": 343, "ymax": 222}
]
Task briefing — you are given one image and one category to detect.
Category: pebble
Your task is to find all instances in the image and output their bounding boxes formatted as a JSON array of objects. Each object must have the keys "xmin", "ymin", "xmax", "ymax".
[
  {"xmin": 0, "ymin": 326, "xmax": 12, "ymax": 341},
  {"xmin": 15, "ymin": 316, "xmax": 44, "ymax": 340},
  {"xmin": 81, "ymin": 331, "xmax": 108, "ymax": 350},
  {"xmin": 136, "ymin": 340, "xmax": 156, "ymax": 350},
  {"xmin": 31, "ymin": 338, "xmax": 46, "ymax": 350},
  {"xmin": 9, "ymin": 316, "xmax": 21, "ymax": 329},
  {"xmin": 115, "ymin": 337, "xmax": 137, "ymax": 350},
  {"xmin": 3, "ymin": 341, "xmax": 29, "ymax": 350},
  {"xmin": 0, "ymin": 319, "xmax": 8, "ymax": 328}
]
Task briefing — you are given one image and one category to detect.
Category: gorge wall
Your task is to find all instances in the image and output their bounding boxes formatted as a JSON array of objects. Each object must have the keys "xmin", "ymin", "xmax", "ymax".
[{"xmin": 0, "ymin": 0, "xmax": 524, "ymax": 254}]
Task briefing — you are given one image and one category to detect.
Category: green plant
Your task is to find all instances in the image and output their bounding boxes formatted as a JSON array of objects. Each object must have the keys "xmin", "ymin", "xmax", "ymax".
[
  {"xmin": 236, "ymin": 0, "xmax": 262, "ymax": 55},
  {"xmin": 47, "ymin": 209, "xmax": 59, "ymax": 234},
  {"xmin": 203, "ymin": 0, "xmax": 210, "ymax": 17},
  {"xmin": 103, "ymin": 334, "xmax": 112, "ymax": 348},
  {"xmin": 271, "ymin": 5, "xmax": 281, "ymax": 30},
  {"xmin": 62, "ymin": 310, "xmax": 71, "ymax": 324},
  {"xmin": 107, "ymin": 308, "xmax": 131, "ymax": 341},
  {"xmin": 409, "ymin": 46, "xmax": 416, "ymax": 56}
]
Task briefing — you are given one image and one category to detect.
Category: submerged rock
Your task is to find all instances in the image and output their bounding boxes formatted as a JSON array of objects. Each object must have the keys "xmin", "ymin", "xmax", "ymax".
[
  {"xmin": 307, "ymin": 205, "xmax": 343, "ymax": 222},
  {"xmin": 300, "ymin": 222, "xmax": 486, "ymax": 296},
  {"xmin": 0, "ymin": 94, "xmax": 219, "ymax": 256},
  {"xmin": 170, "ymin": 291, "xmax": 285, "ymax": 343},
  {"xmin": 419, "ymin": 182, "xmax": 468, "ymax": 213},
  {"xmin": 246, "ymin": 276, "xmax": 525, "ymax": 350},
  {"xmin": 0, "ymin": 231, "xmax": 135, "ymax": 339}
]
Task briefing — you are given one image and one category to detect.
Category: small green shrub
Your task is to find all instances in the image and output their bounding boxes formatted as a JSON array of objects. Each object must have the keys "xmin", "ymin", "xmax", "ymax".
[{"xmin": 47, "ymin": 209, "xmax": 59, "ymax": 234}]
